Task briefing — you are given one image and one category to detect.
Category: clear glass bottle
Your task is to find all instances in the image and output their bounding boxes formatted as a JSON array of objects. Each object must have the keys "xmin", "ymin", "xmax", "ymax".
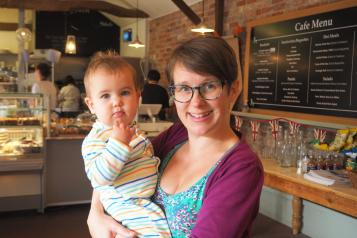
[
  {"xmin": 302, "ymin": 154, "xmax": 310, "ymax": 173},
  {"xmin": 280, "ymin": 132, "xmax": 296, "ymax": 167}
]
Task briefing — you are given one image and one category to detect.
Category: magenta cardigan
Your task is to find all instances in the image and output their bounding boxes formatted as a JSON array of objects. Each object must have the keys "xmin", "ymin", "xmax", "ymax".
[{"xmin": 152, "ymin": 123, "xmax": 264, "ymax": 238}]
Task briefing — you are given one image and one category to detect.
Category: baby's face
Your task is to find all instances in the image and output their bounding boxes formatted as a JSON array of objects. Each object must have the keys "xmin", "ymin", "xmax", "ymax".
[{"xmin": 85, "ymin": 67, "xmax": 140, "ymax": 127}]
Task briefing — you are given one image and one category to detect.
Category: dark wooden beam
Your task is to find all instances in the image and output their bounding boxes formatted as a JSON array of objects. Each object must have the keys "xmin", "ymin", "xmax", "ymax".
[
  {"xmin": 215, "ymin": 0, "xmax": 224, "ymax": 36},
  {"xmin": 171, "ymin": 0, "xmax": 201, "ymax": 25},
  {"xmin": 0, "ymin": 0, "xmax": 149, "ymax": 18},
  {"xmin": 0, "ymin": 22, "xmax": 32, "ymax": 31}
]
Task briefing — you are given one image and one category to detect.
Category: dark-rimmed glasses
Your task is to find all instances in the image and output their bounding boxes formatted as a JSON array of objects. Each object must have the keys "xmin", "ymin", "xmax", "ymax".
[{"xmin": 168, "ymin": 80, "xmax": 225, "ymax": 103}]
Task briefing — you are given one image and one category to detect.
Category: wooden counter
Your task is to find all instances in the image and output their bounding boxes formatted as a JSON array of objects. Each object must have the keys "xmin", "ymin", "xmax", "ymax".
[{"xmin": 261, "ymin": 159, "xmax": 357, "ymax": 234}]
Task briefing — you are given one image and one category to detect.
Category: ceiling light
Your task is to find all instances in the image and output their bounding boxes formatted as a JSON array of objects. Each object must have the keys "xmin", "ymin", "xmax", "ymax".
[
  {"xmin": 191, "ymin": 0, "xmax": 214, "ymax": 34},
  {"xmin": 128, "ymin": 35, "xmax": 145, "ymax": 48},
  {"xmin": 16, "ymin": 27, "xmax": 32, "ymax": 42},
  {"xmin": 129, "ymin": 0, "xmax": 145, "ymax": 48},
  {"xmin": 65, "ymin": 35, "xmax": 77, "ymax": 54}
]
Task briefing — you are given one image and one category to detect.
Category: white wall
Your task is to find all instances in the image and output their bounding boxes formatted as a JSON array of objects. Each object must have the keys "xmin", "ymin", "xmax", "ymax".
[
  {"xmin": 0, "ymin": 9, "xmax": 34, "ymax": 53},
  {"xmin": 120, "ymin": 19, "xmax": 146, "ymax": 58},
  {"xmin": 260, "ymin": 186, "xmax": 357, "ymax": 238}
]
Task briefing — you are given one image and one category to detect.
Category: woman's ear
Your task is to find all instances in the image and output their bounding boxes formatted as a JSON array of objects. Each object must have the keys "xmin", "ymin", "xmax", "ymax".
[
  {"xmin": 229, "ymin": 80, "xmax": 240, "ymax": 105},
  {"xmin": 84, "ymin": 97, "xmax": 95, "ymax": 114}
]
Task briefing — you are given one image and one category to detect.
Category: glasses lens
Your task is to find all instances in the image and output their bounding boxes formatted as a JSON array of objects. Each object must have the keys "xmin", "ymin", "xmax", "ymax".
[
  {"xmin": 171, "ymin": 85, "xmax": 192, "ymax": 103},
  {"xmin": 170, "ymin": 81, "xmax": 223, "ymax": 103},
  {"xmin": 199, "ymin": 81, "xmax": 222, "ymax": 100}
]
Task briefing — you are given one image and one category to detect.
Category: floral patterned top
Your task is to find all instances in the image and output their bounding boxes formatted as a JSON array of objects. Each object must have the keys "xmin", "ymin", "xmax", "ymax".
[{"xmin": 152, "ymin": 144, "xmax": 219, "ymax": 238}]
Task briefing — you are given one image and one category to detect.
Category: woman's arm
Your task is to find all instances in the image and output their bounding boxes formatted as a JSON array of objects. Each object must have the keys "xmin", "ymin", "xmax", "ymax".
[{"xmin": 87, "ymin": 190, "xmax": 136, "ymax": 238}]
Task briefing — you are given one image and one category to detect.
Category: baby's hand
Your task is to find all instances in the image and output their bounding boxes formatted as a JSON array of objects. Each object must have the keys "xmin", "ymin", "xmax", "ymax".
[{"xmin": 112, "ymin": 120, "xmax": 136, "ymax": 145}]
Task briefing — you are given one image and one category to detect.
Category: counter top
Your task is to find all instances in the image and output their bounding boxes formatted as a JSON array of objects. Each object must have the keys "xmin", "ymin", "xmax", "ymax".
[
  {"xmin": 46, "ymin": 135, "xmax": 85, "ymax": 140},
  {"xmin": 47, "ymin": 121, "xmax": 174, "ymax": 140}
]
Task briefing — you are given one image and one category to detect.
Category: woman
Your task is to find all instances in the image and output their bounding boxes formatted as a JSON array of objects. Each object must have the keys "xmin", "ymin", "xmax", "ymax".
[
  {"xmin": 87, "ymin": 36, "xmax": 264, "ymax": 238},
  {"xmin": 58, "ymin": 75, "xmax": 81, "ymax": 113},
  {"xmin": 31, "ymin": 63, "xmax": 57, "ymax": 110}
]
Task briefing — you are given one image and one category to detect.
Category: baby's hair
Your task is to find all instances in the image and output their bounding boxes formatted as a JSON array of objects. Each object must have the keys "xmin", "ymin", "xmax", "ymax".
[{"xmin": 84, "ymin": 51, "xmax": 138, "ymax": 95}]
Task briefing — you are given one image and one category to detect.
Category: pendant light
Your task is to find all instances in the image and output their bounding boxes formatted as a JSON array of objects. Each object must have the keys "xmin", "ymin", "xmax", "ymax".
[
  {"xmin": 65, "ymin": 35, "xmax": 77, "ymax": 54},
  {"xmin": 64, "ymin": 13, "xmax": 77, "ymax": 54},
  {"xmin": 191, "ymin": 0, "xmax": 214, "ymax": 34},
  {"xmin": 129, "ymin": 0, "xmax": 145, "ymax": 48},
  {"xmin": 16, "ymin": 27, "xmax": 32, "ymax": 42}
]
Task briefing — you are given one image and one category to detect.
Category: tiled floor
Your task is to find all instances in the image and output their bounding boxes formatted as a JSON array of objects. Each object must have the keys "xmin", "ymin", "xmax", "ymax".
[{"xmin": 0, "ymin": 204, "xmax": 310, "ymax": 238}]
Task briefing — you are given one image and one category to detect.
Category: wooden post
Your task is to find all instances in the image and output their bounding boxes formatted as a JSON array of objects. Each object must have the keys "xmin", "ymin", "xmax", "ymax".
[{"xmin": 292, "ymin": 196, "xmax": 302, "ymax": 235}]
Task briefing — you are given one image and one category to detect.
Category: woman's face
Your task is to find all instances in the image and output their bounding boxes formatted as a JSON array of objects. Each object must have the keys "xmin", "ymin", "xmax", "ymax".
[
  {"xmin": 172, "ymin": 63, "xmax": 239, "ymax": 138},
  {"xmin": 34, "ymin": 69, "xmax": 42, "ymax": 81}
]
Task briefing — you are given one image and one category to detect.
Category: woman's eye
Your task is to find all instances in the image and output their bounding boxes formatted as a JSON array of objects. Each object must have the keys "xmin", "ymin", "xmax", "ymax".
[
  {"xmin": 203, "ymin": 82, "xmax": 218, "ymax": 91},
  {"xmin": 176, "ymin": 86, "xmax": 191, "ymax": 93}
]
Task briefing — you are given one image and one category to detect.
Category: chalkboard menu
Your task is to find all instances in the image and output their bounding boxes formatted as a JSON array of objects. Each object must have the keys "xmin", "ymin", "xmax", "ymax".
[
  {"xmin": 247, "ymin": 4, "xmax": 357, "ymax": 118},
  {"xmin": 36, "ymin": 11, "xmax": 120, "ymax": 57}
]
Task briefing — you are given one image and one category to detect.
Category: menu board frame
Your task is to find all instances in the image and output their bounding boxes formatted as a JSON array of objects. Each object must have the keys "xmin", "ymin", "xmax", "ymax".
[{"xmin": 243, "ymin": 0, "xmax": 357, "ymax": 125}]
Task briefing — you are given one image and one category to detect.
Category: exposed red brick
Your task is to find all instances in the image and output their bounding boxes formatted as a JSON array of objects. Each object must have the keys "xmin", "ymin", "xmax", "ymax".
[{"xmin": 148, "ymin": 0, "xmax": 345, "ymax": 82}]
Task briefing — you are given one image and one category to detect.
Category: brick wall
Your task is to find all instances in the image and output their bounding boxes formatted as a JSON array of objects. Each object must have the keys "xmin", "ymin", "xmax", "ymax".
[{"xmin": 148, "ymin": 0, "xmax": 344, "ymax": 87}]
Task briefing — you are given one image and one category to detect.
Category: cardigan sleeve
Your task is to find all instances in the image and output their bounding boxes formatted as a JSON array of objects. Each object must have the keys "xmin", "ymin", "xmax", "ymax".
[{"xmin": 191, "ymin": 144, "xmax": 264, "ymax": 238}]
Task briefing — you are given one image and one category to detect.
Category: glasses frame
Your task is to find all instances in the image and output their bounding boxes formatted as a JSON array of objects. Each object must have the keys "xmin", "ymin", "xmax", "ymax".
[{"xmin": 168, "ymin": 80, "xmax": 225, "ymax": 103}]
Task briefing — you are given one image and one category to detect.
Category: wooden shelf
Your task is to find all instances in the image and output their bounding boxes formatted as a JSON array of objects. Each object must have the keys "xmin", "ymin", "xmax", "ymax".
[{"xmin": 233, "ymin": 111, "xmax": 356, "ymax": 129}]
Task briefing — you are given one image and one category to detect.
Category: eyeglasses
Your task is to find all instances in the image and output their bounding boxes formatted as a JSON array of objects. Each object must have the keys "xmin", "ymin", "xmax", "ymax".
[{"xmin": 169, "ymin": 80, "xmax": 225, "ymax": 103}]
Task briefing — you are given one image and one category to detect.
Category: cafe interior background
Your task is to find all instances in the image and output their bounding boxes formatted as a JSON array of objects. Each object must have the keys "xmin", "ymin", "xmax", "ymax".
[{"xmin": 0, "ymin": 0, "xmax": 356, "ymax": 238}]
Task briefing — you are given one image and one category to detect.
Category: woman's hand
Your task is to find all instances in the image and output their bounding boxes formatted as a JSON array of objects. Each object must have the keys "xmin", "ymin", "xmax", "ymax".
[{"xmin": 87, "ymin": 191, "xmax": 137, "ymax": 238}]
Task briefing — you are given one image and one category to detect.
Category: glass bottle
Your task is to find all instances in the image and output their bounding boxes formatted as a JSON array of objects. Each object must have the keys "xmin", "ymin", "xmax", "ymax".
[
  {"xmin": 332, "ymin": 153, "xmax": 343, "ymax": 170},
  {"xmin": 316, "ymin": 155, "xmax": 326, "ymax": 170},
  {"xmin": 275, "ymin": 126, "xmax": 285, "ymax": 163},
  {"xmin": 302, "ymin": 154, "xmax": 310, "ymax": 173},
  {"xmin": 307, "ymin": 154, "xmax": 317, "ymax": 171},
  {"xmin": 280, "ymin": 133, "xmax": 296, "ymax": 167}
]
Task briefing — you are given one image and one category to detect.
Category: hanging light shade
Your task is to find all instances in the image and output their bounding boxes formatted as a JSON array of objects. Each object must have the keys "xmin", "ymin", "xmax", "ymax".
[
  {"xmin": 65, "ymin": 35, "xmax": 77, "ymax": 54},
  {"xmin": 129, "ymin": 0, "xmax": 145, "ymax": 48},
  {"xmin": 191, "ymin": 0, "xmax": 214, "ymax": 34},
  {"xmin": 129, "ymin": 35, "xmax": 145, "ymax": 48},
  {"xmin": 191, "ymin": 25, "xmax": 215, "ymax": 34},
  {"xmin": 16, "ymin": 27, "xmax": 32, "ymax": 42}
]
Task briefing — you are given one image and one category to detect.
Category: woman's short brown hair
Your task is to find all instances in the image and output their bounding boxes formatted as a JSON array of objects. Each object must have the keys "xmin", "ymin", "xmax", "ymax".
[{"xmin": 166, "ymin": 36, "xmax": 238, "ymax": 89}]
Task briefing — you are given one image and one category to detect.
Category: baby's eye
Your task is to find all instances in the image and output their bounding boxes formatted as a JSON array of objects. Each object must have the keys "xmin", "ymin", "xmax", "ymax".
[
  {"xmin": 100, "ymin": 93, "xmax": 110, "ymax": 99},
  {"xmin": 121, "ymin": 90, "xmax": 131, "ymax": 96}
]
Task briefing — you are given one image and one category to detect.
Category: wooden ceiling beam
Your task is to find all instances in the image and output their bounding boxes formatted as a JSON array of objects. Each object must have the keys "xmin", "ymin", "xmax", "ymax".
[
  {"xmin": 0, "ymin": 22, "xmax": 32, "ymax": 31},
  {"xmin": 0, "ymin": 0, "xmax": 149, "ymax": 18},
  {"xmin": 215, "ymin": 0, "xmax": 224, "ymax": 36},
  {"xmin": 171, "ymin": 0, "xmax": 201, "ymax": 25}
]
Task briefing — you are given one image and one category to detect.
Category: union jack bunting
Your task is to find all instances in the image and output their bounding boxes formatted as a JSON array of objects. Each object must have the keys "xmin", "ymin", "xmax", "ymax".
[
  {"xmin": 250, "ymin": 120, "xmax": 260, "ymax": 142},
  {"xmin": 269, "ymin": 119, "xmax": 279, "ymax": 140},
  {"xmin": 314, "ymin": 128, "xmax": 326, "ymax": 143}
]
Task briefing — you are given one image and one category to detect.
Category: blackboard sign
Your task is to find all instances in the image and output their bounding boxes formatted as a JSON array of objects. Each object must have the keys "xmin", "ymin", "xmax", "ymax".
[
  {"xmin": 247, "ymin": 3, "xmax": 357, "ymax": 118},
  {"xmin": 36, "ymin": 11, "xmax": 120, "ymax": 57}
]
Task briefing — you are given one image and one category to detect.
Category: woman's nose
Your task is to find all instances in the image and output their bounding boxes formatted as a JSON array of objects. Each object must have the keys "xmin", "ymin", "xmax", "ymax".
[{"xmin": 190, "ymin": 88, "xmax": 205, "ymax": 105}]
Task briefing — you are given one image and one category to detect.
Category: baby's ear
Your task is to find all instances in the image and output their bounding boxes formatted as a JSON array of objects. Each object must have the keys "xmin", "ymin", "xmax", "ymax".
[{"xmin": 84, "ymin": 97, "xmax": 95, "ymax": 114}]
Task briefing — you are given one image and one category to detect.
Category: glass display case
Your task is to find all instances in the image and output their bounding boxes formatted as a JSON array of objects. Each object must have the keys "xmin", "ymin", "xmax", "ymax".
[
  {"xmin": 0, "ymin": 93, "xmax": 48, "ymax": 212},
  {"xmin": 0, "ymin": 93, "xmax": 48, "ymax": 157}
]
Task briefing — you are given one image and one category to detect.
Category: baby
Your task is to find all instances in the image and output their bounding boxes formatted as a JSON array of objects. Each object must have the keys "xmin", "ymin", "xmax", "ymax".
[{"xmin": 82, "ymin": 51, "xmax": 171, "ymax": 237}]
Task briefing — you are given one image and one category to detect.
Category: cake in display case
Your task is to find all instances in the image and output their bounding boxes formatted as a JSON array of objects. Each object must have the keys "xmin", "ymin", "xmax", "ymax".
[{"xmin": 0, "ymin": 93, "xmax": 47, "ymax": 157}]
